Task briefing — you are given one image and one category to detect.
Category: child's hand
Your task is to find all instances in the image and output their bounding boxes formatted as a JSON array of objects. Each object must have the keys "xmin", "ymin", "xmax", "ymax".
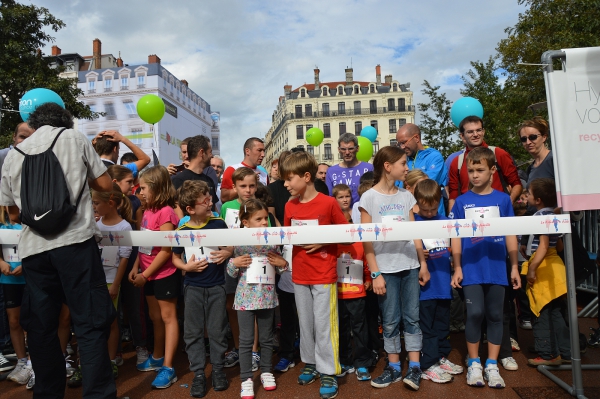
[
  {"xmin": 132, "ymin": 273, "xmax": 147, "ymax": 288},
  {"xmin": 451, "ymin": 269, "xmax": 463, "ymax": 288},
  {"xmin": 302, "ymin": 244, "xmax": 324, "ymax": 254},
  {"xmin": 108, "ymin": 284, "xmax": 120, "ymax": 300},
  {"xmin": 0, "ymin": 260, "xmax": 10, "ymax": 276},
  {"xmin": 526, "ymin": 268, "xmax": 536, "ymax": 285},
  {"xmin": 520, "ymin": 245, "xmax": 528, "ymax": 260},
  {"xmin": 128, "ymin": 268, "xmax": 138, "ymax": 284},
  {"xmin": 364, "ymin": 281, "xmax": 372, "ymax": 291},
  {"xmin": 372, "ymin": 275, "xmax": 386, "ymax": 295},
  {"xmin": 211, "ymin": 248, "xmax": 232, "ymax": 265},
  {"xmin": 186, "ymin": 254, "xmax": 209, "ymax": 272},
  {"xmin": 511, "ymin": 268, "xmax": 522, "ymax": 289},
  {"xmin": 267, "ymin": 252, "xmax": 287, "ymax": 268},
  {"xmin": 233, "ymin": 255, "xmax": 252, "ymax": 268},
  {"xmin": 10, "ymin": 266, "xmax": 22, "ymax": 276},
  {"xmin": 419, "ymin": 267, "xmax": 430, "ymax": 287}
]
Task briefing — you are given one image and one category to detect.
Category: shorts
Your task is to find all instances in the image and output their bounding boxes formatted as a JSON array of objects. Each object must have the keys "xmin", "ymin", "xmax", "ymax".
[
  {"xmin": 1, "ymin": 283, "xmax": 25, "ymax": 309},
  {"xmin": 106, "ymin": 283, "xmax": 119, "ymax": 310},
  {"xmin": 144, "ymin": 270, "xmax": 181, "ymax": 300}
]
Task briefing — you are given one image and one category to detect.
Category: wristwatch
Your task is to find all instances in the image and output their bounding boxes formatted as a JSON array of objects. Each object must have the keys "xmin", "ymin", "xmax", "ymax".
[{"xmin": 370, "ymin": 271, "xmax": 381, "ymax": 279}]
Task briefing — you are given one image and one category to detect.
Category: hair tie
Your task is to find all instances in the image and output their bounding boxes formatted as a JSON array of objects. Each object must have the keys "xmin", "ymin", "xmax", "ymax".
[{"xmin": 244, "ymin": 205, "xmax": 247, "ymax": 213}]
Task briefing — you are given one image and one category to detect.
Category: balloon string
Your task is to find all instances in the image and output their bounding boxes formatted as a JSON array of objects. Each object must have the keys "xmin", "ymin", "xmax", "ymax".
[{"xmin": 0, "ymin": 108, "xmax": 21, "ymax": 113}]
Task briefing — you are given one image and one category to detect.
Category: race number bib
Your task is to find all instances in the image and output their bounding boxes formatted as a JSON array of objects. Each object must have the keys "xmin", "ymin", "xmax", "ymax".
[
  {"xmin": 464, "ymin": 206, "xmax": 500, "ymax": 219},
  {"xmin": 291, "ymin": 219, "xmax": 318, "ymax": 227},
  {"xmin": 381, "ymin": 214, "xmax": 405, "ymax": 224},
  {"xmin": 2, "ymin": 244, "xmax": 19, "ymax": 263},
  {"xmin": 99, "ymin": 246, "xmax": 119, "ymax": 267},
  {"xmin": 336, "ymin": 257, "xmax": 363, "ymax": 284},
  {"xmin": 246, "ymin": 256, "xmax": 275, "ymax": 284},
  {"xmin": 224, "ymin": 209, "xmax": 240, "ymax": 229},
  {"xmin": 422, "ymin": 238, "xmax": 450, "ymax": 250},
  {"xmin": 138, "ymin": 227, "xmax": 153, "ymax": 255},
  {"xmin": 282, "ymin": 244, "xmax": 293, "ymax": 272},
  {"xmin": 185, "ymin": 246, "xmax": 219, "ymax": 263}
]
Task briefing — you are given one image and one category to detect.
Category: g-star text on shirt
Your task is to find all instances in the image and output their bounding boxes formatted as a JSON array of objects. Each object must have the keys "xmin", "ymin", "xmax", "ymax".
[{"xmin": 330, "ymin": 167, "xmax": 370, "ymax": 183}]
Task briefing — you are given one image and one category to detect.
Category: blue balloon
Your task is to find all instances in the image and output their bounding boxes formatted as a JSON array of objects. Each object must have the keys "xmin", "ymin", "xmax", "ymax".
[
  {"xmin": 360, "ymin": 125, "xmax": 378, "ymax": 142},
  {"xmin": 450, "ymin": 97, "xmax": 484, "ymax": 128},
  {"xmin": 211, "ymin": 113, "xmax": 219, "ymax": 122},
  {"xmin": 19, "ymin": 88, "xmax": 65, "ymax": 121}
]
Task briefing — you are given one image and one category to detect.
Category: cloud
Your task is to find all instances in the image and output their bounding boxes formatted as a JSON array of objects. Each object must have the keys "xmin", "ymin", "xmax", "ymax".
[{"xmin": 28, "ymin": 0, "xmax": 525, "ymax": 164}]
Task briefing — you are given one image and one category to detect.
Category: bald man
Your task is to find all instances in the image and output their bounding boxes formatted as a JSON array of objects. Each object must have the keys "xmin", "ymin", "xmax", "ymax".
[{"xmin": 0, "ymin": 122, "xmax": 34, "ymax": 175}]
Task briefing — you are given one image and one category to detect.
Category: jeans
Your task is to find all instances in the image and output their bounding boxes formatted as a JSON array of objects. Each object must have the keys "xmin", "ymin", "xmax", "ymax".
[
  {"xmin": 534, "ymin": 297, "xmax": 571, "ymax": 359},
  {"xmin": 378, "ymin": 268, "xmax": 422, "ymax": 354}
]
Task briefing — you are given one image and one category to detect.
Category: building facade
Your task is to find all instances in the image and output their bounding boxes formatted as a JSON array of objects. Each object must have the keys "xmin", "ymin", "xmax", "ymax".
[
  {"xmin": 264, "ymin": 65, "xmax": 415, "ymax": 167},
  {"xmin": 49, "ymin": 39, "xmax": 220, "ymax": 166}
]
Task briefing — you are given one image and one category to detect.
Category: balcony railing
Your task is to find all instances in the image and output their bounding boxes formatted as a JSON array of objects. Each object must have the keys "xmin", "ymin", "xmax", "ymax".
[{"xmin": 291, "ymin": 105, "xmax": 415, "ymax": 119}]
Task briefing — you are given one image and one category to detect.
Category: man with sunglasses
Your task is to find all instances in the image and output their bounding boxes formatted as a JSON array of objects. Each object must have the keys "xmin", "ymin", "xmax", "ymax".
[
  {"xmin": 395, "ymin": 123, "xmax": 447, "ymax": 214},
  {"xmin": 325, "ymin": 133, "xmax": 374, "ymax": 205},
  {"xmin": 447, "ymin": 116, "xmax": 522, "ymax": 212}
]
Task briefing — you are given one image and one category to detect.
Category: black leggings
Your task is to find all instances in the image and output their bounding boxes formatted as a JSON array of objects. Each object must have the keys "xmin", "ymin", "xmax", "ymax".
[{"xmin": 463, "ymin": 284, "xmax": 505, "ymax": 345}]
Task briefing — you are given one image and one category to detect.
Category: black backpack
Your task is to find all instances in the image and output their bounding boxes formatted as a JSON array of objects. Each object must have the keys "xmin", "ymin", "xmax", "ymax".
[{"xmin": 14, "ymin": 128, "xmax": 85, "ymax": 236}]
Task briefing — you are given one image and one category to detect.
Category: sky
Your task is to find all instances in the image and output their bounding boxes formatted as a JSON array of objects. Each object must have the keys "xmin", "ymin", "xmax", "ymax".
[{"xmin": 29, "ymin": 0, "xmax": 526, "ymax": 166}]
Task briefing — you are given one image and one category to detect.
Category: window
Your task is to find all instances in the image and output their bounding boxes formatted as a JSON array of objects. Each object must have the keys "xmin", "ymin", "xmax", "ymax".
[
  {"xmin": 354, "ymin": 86, "xmax": 359, "ymax": 94},
  {"xmin": 104, "ymin": 102, "xmax": 116, "ymax": 120},
  {"xmin": 104, "ymin": 78, "xmax": 112, "ymax": 91},
  {"xmin": 137, "ymin": 74, "xmax": 145, "ymax": 88},
  {"xmin": 388, "ymin": 98, "xmax": 395, "ymax": 111},
  {"xmin": 322, "ymin": 87, "xmax": 327, "ymax": 96},
  {"xmin": 399, "ymin": 118, "xmax": 407, "ymax": 127},
  {"xmin": 212, "ymin": 137, "xmax": 219, "ymax": 150},
  {"xmin": 88, "ymin": 103, "xmax": 96, "ymax": 113},
  {"xmin": 370, "ymin": 84, "xmax": 375, "ymax": 93},
  {"xmin": 354, "ymin": 101, "xmax": 361, "ymax": 115},
  {"xmin": 338, "ymin": 86, "xmax": 343, "ymax": 95},
  {"xmin": 322, "ymin": 103, "xmax": 330, "ymax": 116},
  {"xmin": 88, "ymin": 79, "xmax": 96, "ymax": 93},
  {"xmin": 295, "ymin": 105, "xmax": 303, "ymax": 118},
  {"xmin": 301, "ymin": 89, "xmax": 306, "ymax": 98},
  {"xmin": 324, "ymin": 123, "xmax": 331, "ymax": 138},
  {"xmin": 123, "ymin": 100, "xmax": 137, "ymax": 118},
  {"xmin": 307, "ymin": 145, "xmax": 314, "ymax": 155},
  {"xmin": 390, "ymin": 139, "xmax": 398, "ymax": 147},
  {"xmin": 393, "ymin": 83, "xmax": 398, "ymax": 92},
  {"xmin": 372, "ymin": 141, "xmax": 379, "ymax": 156},
  {"xmin": 371, "ymin": 120, "xmax": 378, "ymax": 131},
  {"xmin": 306, "ymin": 124, "xmax": 313, "ymax": 132},
  {"xmin": 389, "ymin": 119, "xmax": 397, "ymax": 133},
  {"xmin": 130, "ymin": 128, "xmax": 143, "ymax": 145},
  {"xmin": 305, "ymin": 104, "xmax": 312, "ymax": 116},
  {"xmin": 339, "ymin": 122, "xmax": 346, "ymax": 135},
  {"xmin": 120, "ymin": 76, "xmax": 128, "ymax": 89},
  {"xmin": 338, "ymin": 102, "xmax": 345, "ymax": 115},
  {"xmin": 355, "ymin": 121, "xmax": 362, "ymax": 133},
  {"xmin": 324, "ymin": 144, "xmax": 332, "ymax": 160},
  {"xmin": 399, "ymin": 98, "xmax": 406, "ymax": 111},
  {"xmin": 296, "ymin": 125, "xmax": 304, "ymax": 139},
  {"xmin": 370, "ymin": 100, "xmax": 377, "ymax": 114}
]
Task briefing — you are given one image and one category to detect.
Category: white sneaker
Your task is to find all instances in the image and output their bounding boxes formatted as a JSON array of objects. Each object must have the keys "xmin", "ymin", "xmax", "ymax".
[
  {"xmin": 241, "ymin": 377, "xmax": 254, "ymax": 399},
  {"xmin": 261, "ymin": 372, "xmax": 277, "ymax": 391},
  {"xmin": 26, "ymin": 370, "xmax": 35, "ymax": 390},
  {"xmin": 0, "ymin": 353, "xmax": 15, "ymax": 372},
  {"xmin": 466, "ymin": 362, "xmax": 484, "ymax": 387},
  {"xmin": 501, "ymin": 357, "xmax": 518, "ymax": 371},
  {"xmin": 113, "ymin": 353, "xmax": 124, "ymax": 366},
  {"xmin": 439, "ymin": 357, "xmax": 464, "ymax": 374},
  {"xmin": 484, "ymin": 363, "xmax": 505, "ymax": 388},
  {"xmin": 421, "ymin": 364, "xmax": 453, "ymax": 383},
  {"xmin": 65, "ymin": 355, "xmax": 76, "ymax": 377},
  {"xmin": 136, "ymin": 346, "xmax": 149, "ymax": 365},
  {"xmin": 8, "ymin": 359, "xmax": 31, "ymax": 384}
]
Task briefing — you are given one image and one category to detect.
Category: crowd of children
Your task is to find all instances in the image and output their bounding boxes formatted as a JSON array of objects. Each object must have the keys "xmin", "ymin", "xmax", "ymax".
[{"xmin": 1, "ymin": 132, "xmax": 597, "ymax": 399}]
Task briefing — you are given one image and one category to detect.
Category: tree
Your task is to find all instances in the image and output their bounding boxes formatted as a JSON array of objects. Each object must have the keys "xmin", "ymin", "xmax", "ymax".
[
  {"xmin": 417, "ymin": 80, "xmax": 462, "ymax": 158},
  {"xmin": 0, "ymin": 0, "xmax": 97, "ymax": 147}
]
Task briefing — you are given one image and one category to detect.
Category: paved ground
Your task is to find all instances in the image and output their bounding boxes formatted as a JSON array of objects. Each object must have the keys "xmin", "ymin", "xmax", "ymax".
[{"xmin": 3, "ymin": 318, "xmax": 599, "ymax": 399}]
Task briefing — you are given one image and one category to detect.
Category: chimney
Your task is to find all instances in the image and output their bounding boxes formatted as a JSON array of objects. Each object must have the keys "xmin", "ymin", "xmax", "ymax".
[
  {"xmin": 385, "ymin": 74, "xmax": 392, "ymax": 84},
  {"xmin": 52, "ymin": 45, "xmax": 61, "ymax": 56},
  {"xmin": 345, "ymin": 68, "xmax": 353, "ymax": 87},
  {"xmin": 116, "ymin": 57, "xmax": 123, "ymax": 67},
  {"xmin": 181, "ymin": 79, "xmax": 189, "ymax": 87},
  {"xmin": 92, "ymin": 38, "xmax": 101, "ymax": 69},
  {"xmin": 284, "ymin": 84, "xmax": 292, "ymax": 96},
  {"xmin": 148, "ymin": 54, "xmax": 161, "ymax": 64},
  {"xmin": 376, "ymin": 65, "xmax": 381, "ymax": 86},
  {"xmin": 314, "ymin": 68, "xmax": 320, "ymax": 91}
]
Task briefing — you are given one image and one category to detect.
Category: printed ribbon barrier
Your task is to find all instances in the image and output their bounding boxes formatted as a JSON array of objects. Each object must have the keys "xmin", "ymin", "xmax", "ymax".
[{"xmin": 0, "ymin": 215, "xmax": 572, "ymax": 247}]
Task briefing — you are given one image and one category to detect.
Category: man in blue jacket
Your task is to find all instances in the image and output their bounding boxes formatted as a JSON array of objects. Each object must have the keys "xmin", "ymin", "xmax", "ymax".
[{"xmin": 395, "ymin": 123, "xmax": 447, "ymax": 214}]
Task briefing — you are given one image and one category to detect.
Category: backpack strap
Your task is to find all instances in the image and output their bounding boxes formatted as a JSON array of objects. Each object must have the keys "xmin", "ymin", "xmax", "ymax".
[{"xmin": 457, "ymin": 151, "xmax": 465, "ymax": 195}]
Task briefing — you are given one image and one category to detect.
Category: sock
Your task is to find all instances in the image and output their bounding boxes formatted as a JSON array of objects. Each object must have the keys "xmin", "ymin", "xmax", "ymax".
[
  {"xmin": 19, "ymin": 357, "xmax": 28, "ymax": 363},
  {"xmin": 485, "ymin": 358, "xmax": 498, "ymax": 367},
  {"xmin": 467, "ymin": 357, "xmax": 481, "ymax": 367},
  {"xmin": 408, "ymin": 361, "xmax": 420, "ymax": 370},
  {"xmin": 389, "ymin": 361, "xmax": 401, "ymax": 371}
]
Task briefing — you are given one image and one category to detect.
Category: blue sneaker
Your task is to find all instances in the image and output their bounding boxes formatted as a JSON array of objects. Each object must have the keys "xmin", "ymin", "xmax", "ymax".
[
  {"xmin": 336, "ymin": 364, "xmax": 355, "ymax": 377},
  {"xmin": 274, "ymin": 358, "xmax": 295, "ymax": 372},
  {"xmin": 371, "ymin": 365, "xmax": 402, "ymax": 388},
  {"xmin": 319, "ymin": 374, "xmax": 338, "ymax": 399},
  {"xmin": 137, "ymin": 355, "xmax": 164, "ymax": 372},
  {"xmin": 297, "ymin": 363, "xmax": 318, "ymax": 385},
  {"xmin": 403, "ymin": 366, "xmax": 421, "ymax": 390},
  {"xmin": 356, "ymin": 367, "xmax": 371, "ymax": 381},
  {"xmin": 151, "ymin": 366, "xmax": 177, "ymax": 389}
]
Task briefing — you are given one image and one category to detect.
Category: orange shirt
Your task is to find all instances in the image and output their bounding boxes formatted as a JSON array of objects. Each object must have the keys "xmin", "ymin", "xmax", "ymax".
[{"xmin": 337, "ymin": 243, "xmax": 371, "ymax": 299}]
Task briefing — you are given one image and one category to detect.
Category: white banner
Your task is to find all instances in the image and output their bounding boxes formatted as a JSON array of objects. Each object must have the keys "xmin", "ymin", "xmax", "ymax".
[{"xmin": 0, "ymin": 215, "xmax": 571, "ymax": 246}]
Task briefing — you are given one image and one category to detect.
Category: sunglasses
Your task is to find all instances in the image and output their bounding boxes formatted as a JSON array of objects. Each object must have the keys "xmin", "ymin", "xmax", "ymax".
[{"xmin": 520, "ymin": 134, "xmax": 541, "ymax": 143}]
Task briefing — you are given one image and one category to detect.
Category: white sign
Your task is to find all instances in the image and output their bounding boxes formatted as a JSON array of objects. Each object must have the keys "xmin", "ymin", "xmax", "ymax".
[
  {"xmin": 185, "ymin": 246, "xmax": 219, "ymax": 263},
  {"xmin": 245, "ymin": 256, "xmax": 275, "ymax": 284},
  {"xmin": 100, "ymin": 246, "xmax": 119, "ymax": 267},
  {"xmin": 381, "ymin": 214, "xmax": 405, "ymax": 224},
  {"xmin": 282, "ymin": 244, "xmax": 293, "ymax": 272},
  {"xmin": 422, "ymin": 238, "xmax": 450, "ymax": 250},
  {"xmin": 224, "ymin": 209, "xmax": 240, "ymax": 229},
  {"xmin": 138, "ymin": 227, "xmax": 153, "ymax": 255},
  {"xmin": 464, "ymin": 206, "xmax": 500, "ymax": 220},
  {"xmin": 336, "ymin": 257, "xmax": 363, "ymax": 284},
  {"xmin": 1, "ymin": 244, "xmax": 19, "ymax": 263},
  {"xmin": 291, "ymin": 219, "xmax": 318, "ymax": 226}
]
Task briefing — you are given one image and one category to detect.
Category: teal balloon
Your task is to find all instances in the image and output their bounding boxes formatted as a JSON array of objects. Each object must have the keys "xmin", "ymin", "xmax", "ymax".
[
  {"xmin": 306, "ymin": 127, "xmax": 324, "ymax": 147},
  {"xmin": 356, "ymin": 136, "xmax": 374, "ymax": 162},
  {"xmin": 360, "ymin": 125, "xmax": 378, "ymax": 142},
  {"xmin": 137, "ymin": 94, "xmax": 165, "ymax": 124},
  {"xmin": 19, "ymin": 88, "xmax": 65, "ymax": 121},
  {"xmin": 450, "ymin": 97, "xmax": 484, "ymax": 128}
]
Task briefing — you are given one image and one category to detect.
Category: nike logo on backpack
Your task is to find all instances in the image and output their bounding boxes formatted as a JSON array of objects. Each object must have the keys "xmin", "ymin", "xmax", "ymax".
[{"xmin": 33, "ymin": 210, "xmax": 52, "ymax": 220}]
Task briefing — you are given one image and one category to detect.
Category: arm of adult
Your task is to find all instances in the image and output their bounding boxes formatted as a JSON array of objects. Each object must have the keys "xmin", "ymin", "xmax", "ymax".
[
  {"xmin": 89, "ymin": 172, "xmax": 113, "ymax": 192},
  {"xmin": 496, "ymin": 148, "xmax": 523, "ymax": 203},
  {"xmin": 101, "ymin": 130, "xmax": 150, "ymax": 172},
  {"xmin": 425, "ymin": 150, "xmax": 449, "ymax": 187},
  {"xmin": 220, "ymin": 166, "xmax": 237, "ymax": 202}
]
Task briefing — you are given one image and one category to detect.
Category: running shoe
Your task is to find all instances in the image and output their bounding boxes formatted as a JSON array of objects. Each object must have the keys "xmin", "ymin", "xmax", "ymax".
[
  {"xmin": 274, "ymin": 358, "xmax": 295, "ymax": 372},
  {"xmin": 371, "ymin": 365, "xmax": 402, "ymax": 388},
  {"xmin": 241, "ymin": 377, "xmax": 254, "ymax": 399},
  {"xmin": 261, "ymin": 372, "xmax": 276, "ymax": 391},
  {"xmin": 297, "ymin": 363, "xmax": 318, "ymax": 385},
  {"xmin": 421, "ymin": 364, "xmax": 453, "ymax": 383},
  {"xmin": 501, "ymin": 357, "xmax": 518, "ymax": 371},
  {"xmin": 137, "ymin": 355, "xmax": 164, "ymax": 372},
  {"xmin": 136, "ymin": 346, "xmax": 149, "ymax": 365},
  {"xmin": 336, "ymin": 364, "xmax": 355, "ymax": 377},
  {"xmin": 0, "ymin": 353, "xmax": 15, "ymax": 372},
  {"xmin": 403, "ymin": 366, "xmax": 422, "ymax": 390},
  {"xmin": 224, "ymin": 349, "xmax": 239, "ymax": 368},
  {"xmin": 355, "ymin": 367, "xmax": 371, "ymax": 381},
  {"xmin": 26, "ymin": 370, "xmax": 35, "ymax": 390},
  {"xmin": 7, "ymin": 358, "xmax": 31, "ymax": 384},
  {"xmin": 251, "ymin": 351, "xmax": 260, "ymax": 372},
  {"xmin": 319, "ymin": 374, "xmax": 338, "ymax": 399},
  {"xmin": 484, "ymin": 363, "xmax": 505, "ymax": 388},
  {"xmin": 439, "ymin": 357, "xmax": 463, "ymax": 374},
  {"xmin": 151, "ymin": 366, "xmax": 177, "ymax": 389},
  {"xmin": 466, "ymin": 362, "xmax": 484, "ymax": 387}
]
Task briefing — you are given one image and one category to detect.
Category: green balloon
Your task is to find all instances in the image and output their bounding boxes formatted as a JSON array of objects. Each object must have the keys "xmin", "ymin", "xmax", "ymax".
[
  {"xmin": 137, "ymin": 94, "xmax": 166, "ymax": 124},
  {"xmin": 306, "ymin": 127, "xmax": 324, "ymax": 147},
  {"xmin": 356, "ymin": 136, "xmax": 374, "ymax": 162}
]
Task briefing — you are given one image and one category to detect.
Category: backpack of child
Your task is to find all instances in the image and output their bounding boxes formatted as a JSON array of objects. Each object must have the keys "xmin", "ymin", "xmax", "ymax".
[{"xmin": 14, "ymin": 128, "xmax": 86, "ymax": 236}]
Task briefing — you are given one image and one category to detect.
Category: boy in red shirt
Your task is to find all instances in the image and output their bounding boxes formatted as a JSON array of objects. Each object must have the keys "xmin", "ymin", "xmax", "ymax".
[{"xmin": 282, "ymin": 152, "xmax": 348, "ymax": 399}]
